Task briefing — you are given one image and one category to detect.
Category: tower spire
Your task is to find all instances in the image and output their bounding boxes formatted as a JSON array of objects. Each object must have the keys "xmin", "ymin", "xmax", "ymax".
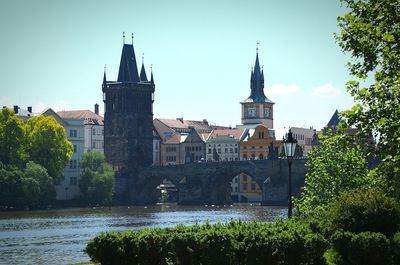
[
  {"xmin": 150, "ymin": 64, "xmax": 154, "ymax": 84},
  {"xmin": 131, "ymin": 33, "xmax": 134, "ymax": 44},
  {"xmin": 123, "ymin": 32, "xmax": 125, "ymax": 44},
  {"xmin": 140, "ymin": 53, "xmax": 148, "ymax": 82},
  {"xmin": 102, "ymin": 64, "xmax": 107, "ymax": 88}
]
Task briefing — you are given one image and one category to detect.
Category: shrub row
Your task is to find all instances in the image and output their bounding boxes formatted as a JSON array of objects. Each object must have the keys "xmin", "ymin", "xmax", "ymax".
[
  {"xmin": 326, "ymin": 230, "xmax": 400, "ymax": 265},
  {"xmin": 85, "ymin": 219, "xmax": 328, "ymax": 265}
]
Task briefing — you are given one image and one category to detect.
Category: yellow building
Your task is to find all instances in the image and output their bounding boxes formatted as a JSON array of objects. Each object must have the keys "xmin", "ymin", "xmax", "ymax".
[
  {"xmin": 240, "ymin": 125, "xmax": 282, "ymax": 160},
  {"xmin": 231, "ymin": 173, "xmax": 262, "ymax": 202}
]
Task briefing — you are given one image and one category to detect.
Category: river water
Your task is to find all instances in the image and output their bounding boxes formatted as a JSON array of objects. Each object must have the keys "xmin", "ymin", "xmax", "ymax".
[{"xmin": 0, "ymin": 204, "xmax": 286, "ymax": 265}]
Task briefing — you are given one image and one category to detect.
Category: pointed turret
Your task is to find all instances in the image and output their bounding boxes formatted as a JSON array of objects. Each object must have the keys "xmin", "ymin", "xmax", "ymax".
[
  {"xmin": 150, "ymin": 65, "xmax": 154, "ymax": 84},
  {"xmin": 140, "ymin": 63, "xmax": 148, "ymax": 82},
  {"xmin": 326, "ymin": 109, "xmax": 341, "ymax": 127},
  {"xmin": 117, "ymin": 44, "xmax": 140, "ymax": 83},
  {"xmin": 102, "ymin": 68, "xmax": 107, "ymax": 89}
]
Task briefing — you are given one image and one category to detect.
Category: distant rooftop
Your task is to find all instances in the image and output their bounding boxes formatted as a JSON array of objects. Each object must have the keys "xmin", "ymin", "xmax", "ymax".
[{"xmin": 57, "ymin": 110, "xmax": 104, "ymax": 125}]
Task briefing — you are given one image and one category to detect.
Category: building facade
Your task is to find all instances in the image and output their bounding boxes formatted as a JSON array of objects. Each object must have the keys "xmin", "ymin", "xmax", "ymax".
[
  {"xmin": 205, "ymin": 129, "xmax": 244, "ymax": 161},
  {"xmin": 240, "ymin": 125, "xmax": 282, "ymax": 160},
  {"xmin": 43, "ymin": 108, "xmax": 104, "ymax": 200},
  {"xmin": 154, "ymin": 118, "xmax": 226, "ymax": 165},
  {"xmin": 102, "ymin": 41, "xmax": 155, "ymax": 172}
]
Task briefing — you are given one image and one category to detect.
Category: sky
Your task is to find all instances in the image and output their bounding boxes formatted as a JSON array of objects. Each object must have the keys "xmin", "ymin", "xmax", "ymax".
[{"xmin": 0, "ymin": 0, "xmax": 356, "ymax": 130}]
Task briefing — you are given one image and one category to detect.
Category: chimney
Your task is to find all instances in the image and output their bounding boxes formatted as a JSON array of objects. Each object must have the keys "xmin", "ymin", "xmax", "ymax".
[
  {"xmin": 13, "ymin": 105, "xmax": 19, "ymax": 114},
  {"xmin": 27, "ymin": 106, "xmax": 32, "ymax": 113},
  {"xmin": 94, "ymin": 103, "xmax": 99, "ymax": 115},
  {"xmin": 202, "ymin": 119, "xmax": 209, "ymax": 125},
  {"xmin": 176, "ymin": 117, "xmax": 184, "ymax": 123}
]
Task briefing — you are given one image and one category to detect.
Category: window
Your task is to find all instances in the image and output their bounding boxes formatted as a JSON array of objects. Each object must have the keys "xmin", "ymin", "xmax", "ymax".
[
  {"xmin": 243, "ymin": 175, "xmax": 248, "ymax": 181},
  {"xmin": 69, "ymin": 160, "xmax": 77, "ymax": 169},
  {"xmin": 69, "ymin": 129, "xmax": 77, "ymax": 138},
  {"xmin": 230, "ymin": 148, "xmax": 233, "ymax": 153},
  {"xmin": 208, "ymin": 148, "xmax": 211, "ymax": 154},
  {"xmin": 251, "ymin": 183, "xmax": 256, "ymax": 190},
  {"xmin": 73, "ymin": 145, "xmax": 77, "ymax": 153},
  {"xmin": 102, "ymin": 129, "xmax": 104, "ymax": 135},
  {"xmin": 92, "ymin": 141, "xmax": 96, "ymax": 148},
  {"xmin": 70, "ymin": 177, "xmax": 78, "ymax": 185},
  {"xmin": 235, "ymin": 148, "xmax": 238, "ymax": 153},
  {"xmin": 217, "ymin": 148, "xmax": 221, "ymax": 154},
  {"xmin": 92, "ymin": 129, "xmax": 96, "ymax": 135},
  {"xmin": 225, "ymin": 148, "xmax": 228, "ymax": 153},
  {"xmin": 242, "ymin": 183, "xmax": 248, "ymax": 191}
]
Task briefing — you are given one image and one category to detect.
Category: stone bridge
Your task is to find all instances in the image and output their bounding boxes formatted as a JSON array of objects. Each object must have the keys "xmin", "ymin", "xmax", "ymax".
[{"xmin": 119, "ymin": 159, "xmax": 307, "ymax": 205}]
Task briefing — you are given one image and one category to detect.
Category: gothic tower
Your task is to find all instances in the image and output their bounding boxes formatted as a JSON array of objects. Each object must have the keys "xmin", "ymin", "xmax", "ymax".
[
  {"xmin": 102, "ymin": 39, "xmax": 155, "ymax": 173},
  {"xmin": 241, "ymin": 49, "xmax": 274, "ymax": 128}
]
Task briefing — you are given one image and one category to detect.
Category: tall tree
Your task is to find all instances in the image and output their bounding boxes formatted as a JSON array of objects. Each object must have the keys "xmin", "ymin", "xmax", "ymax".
[
  {"xmin": 294, "ymin": 133, "xmax": 383, "ymax": 216},
  {"xmin": 0, "ymin": 107, "xmax": 26, "ymax": 165},
  {"xmin": 24, "ymin": 115, "xmax": 73, "ymax": 182},
  {"xmin": 337, "ymin": 0, "xmax": 400, "ymax": 181},
  {"xmin": 80, "ymin": 151, "xmax": 115, "ymax": 205}
]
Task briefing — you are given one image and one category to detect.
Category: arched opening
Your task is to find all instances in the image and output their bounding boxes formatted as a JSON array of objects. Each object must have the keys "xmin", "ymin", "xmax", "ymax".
[
  {"xmin": 230, "ymin": 173, "xmax": 262, "ymax": 203},
  {"xmin": 155, "ymin": 178, "xmax": 179, "ymax": 203}
]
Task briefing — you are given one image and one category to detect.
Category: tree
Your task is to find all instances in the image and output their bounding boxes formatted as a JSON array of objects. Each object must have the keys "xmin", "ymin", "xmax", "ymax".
[
  {"xmin": 23, "ymin": 161, "xmax": 55, "ymax": 208},
  {"xmin": 336, "ymin": 0, "xmax": 400, "ymax": 181},
  {"xmin": 0, "ymin": 161, "xmax": 54, "ymax": 209},
  {"xmin": 24, "ymin": 115, "xmax": 73, "ymax": 182},
  {"xmin": 0, "ymin": 107, "xmax": 26, "ymax": 165},
  {"xmin": 294, "ymin": 133, "xmax": 383, "ymax": 215},
  {"xmin": 80, "ymin": 151, "xmax": 114, "ymax": 205}
]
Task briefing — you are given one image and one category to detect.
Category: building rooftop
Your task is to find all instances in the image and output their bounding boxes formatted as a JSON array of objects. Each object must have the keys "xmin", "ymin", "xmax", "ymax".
[
  {"xmin": 155, "ymin": 118, "xmax": 227, "ymax": 132},
  {"xmin": 57, "ymin": 110, "xmax": 104, "ymax": 125},
  {"xmin": 208, "ymin": 128, "xmax": 245, "ymax": 140}
]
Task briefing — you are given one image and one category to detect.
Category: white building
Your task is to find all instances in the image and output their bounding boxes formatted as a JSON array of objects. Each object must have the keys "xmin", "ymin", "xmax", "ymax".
[
  {"xmin": 275, "ymin": 127, "xmax": 315, "ymax": 156},
  {"xmin": 205, "ymin": 129, "xmax": 245, "ymax": 161},
  {"xmin": 43, "ymin": 107, "xmax": 104, "ymax": 200}
]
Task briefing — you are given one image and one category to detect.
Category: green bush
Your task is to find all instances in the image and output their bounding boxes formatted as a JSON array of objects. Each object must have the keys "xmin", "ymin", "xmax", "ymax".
[
  {"xmin": 330, "ymin": 231, "xmax": 390, "ymax": 265},
  {"xmin": 329, "ymin": 188, "xmax": 400, "ymax": 237},
  {"xmin": 85, "ymin": 220, "xmax": 328, "ymax": 265}
]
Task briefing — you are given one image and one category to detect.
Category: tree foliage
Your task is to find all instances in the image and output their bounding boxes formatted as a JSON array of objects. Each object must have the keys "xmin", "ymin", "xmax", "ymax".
[
  {"xmin": 0, "ymin": 108, "xmax": 26, "ymax": 165},
  {"xmin": 294, "ymin": 133, "xmax": 382, "ymax": 215},
  {"xmin": 0, "ymin": 109, "xmax": 72, "ymax": 209},
  {"xmin": 337, "ymin": 0, "xmax": 400, "ymax": 180},
  {"xmin": 80, "ymin": 151, "xmax": 114, "ymax": 205},
  {"xmin": 24, "ymin": 115, "xmax": 73, "ymax": 181},
  {"xmin": 0, "ymin": 161, "xmax": 54, "ymax": 209}
]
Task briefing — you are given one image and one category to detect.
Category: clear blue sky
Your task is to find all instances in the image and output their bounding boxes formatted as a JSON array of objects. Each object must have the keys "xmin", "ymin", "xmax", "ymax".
[{"xmin": 0, "ymin": 0, "xmax": 354, "ymax": 130}]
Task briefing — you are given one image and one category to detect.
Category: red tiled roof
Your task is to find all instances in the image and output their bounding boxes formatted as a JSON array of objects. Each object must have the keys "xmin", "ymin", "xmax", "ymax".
[{"xmin": 209, "ymin": 128, "xmax": 244, "ymax": 140}]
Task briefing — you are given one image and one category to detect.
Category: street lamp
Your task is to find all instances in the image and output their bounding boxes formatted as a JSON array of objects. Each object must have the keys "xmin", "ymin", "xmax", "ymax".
[{"xmin": 283, "ymin": 129, "xmax": 297, "ymax": 218}]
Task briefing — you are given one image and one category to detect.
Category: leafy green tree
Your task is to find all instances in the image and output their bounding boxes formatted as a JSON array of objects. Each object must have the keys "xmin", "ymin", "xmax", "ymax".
[
  {"xmin": 23, "ymin": 161, "xmax": 55, "ymax": 208},
  {"xmin": 24, "ymin": 115, "xmax": 73, "ymax": 182},
  {"xmin": 0, "ymin": 107, "xmax": 26, "ymax": 165},
  {"xmin": 337, "ymin": 0, "xmax": 400, "ymax": 181},
  {"xmin": 294, "ymin": 133, "xmax": 383, "ymax": 215},
  {"xmin": 0, "ymin": 161, "xmax": 54, "ymax": 209},
  {"xmin": 80, "ymin": 151, "xmax": 114, "ymax": 205}
]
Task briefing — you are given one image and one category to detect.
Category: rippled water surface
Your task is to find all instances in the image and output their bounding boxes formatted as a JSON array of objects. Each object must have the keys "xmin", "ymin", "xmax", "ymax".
[{"xmin": 0, "ymin": 204, "xmax": 286, "ymax": 265}]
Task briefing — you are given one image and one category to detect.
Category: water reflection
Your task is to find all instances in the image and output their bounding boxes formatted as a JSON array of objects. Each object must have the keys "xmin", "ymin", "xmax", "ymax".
[{"xmin": 0, "ymin": 204, "xmax": 286, "ymax": 265}]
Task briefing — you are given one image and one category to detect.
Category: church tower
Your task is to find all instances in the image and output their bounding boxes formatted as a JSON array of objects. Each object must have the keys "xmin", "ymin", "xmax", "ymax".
[
  {"xmin": 102, "ymin": 37, "xmax": 155, "ymax": 173},
  {"xmin": 241, "ymin": 49, "xmax": 274, "ymax": 128}
]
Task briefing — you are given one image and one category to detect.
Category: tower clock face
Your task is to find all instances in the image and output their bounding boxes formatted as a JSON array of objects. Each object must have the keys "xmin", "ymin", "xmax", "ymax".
[{"xmin": 247, "ymin": 108, "xmax": 256, "ymax": 118}]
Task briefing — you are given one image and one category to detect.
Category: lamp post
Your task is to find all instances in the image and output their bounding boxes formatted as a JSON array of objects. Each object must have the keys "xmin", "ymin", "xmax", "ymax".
[{"xmin": 283, "ymin": 129, "xmax": 297, "ymax": 218}]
